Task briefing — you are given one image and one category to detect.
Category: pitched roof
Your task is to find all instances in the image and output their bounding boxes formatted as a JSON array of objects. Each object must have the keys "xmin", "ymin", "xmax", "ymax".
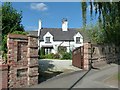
[{"xmin": 28, "ymin": 28, "xmax": 90, "ymax": 42}]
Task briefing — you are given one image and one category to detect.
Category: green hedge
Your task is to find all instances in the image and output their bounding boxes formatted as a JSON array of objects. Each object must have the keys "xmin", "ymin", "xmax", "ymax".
[
  {"xmin": 40, "ymin": 53, "xmax": 60, "ymax": 59},
  {"xmin": 39, "ymin": 52, "xmax": 71, "ymax": 60},
  {"xmin": 61, "ymin": 52, "xmax": 72, "ymax": 60}
]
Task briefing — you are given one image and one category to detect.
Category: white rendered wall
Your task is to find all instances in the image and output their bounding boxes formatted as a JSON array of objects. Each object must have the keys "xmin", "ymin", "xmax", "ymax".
[{"xmin": 39, "ymin": 32, "xmax": 83, "ymax": 54}]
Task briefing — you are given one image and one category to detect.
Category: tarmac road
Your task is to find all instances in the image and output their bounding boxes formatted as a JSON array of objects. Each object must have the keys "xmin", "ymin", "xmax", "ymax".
[
  {"xmin": 30, "ymin": 64, "xmax": 118, "ymax": 89},
  {"xmin": 73, "ymin": 64, "xmax": 118, "ymax": 88}
]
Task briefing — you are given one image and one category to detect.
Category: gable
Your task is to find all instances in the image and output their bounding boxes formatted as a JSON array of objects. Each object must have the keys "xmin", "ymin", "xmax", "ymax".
[
  {"xmin": 43, "ymin": 32, "xmax": 53, "ymax": 38},
  {"xmin": 74, "ymin": 32, "xmax": 83, "ymax": 38}
]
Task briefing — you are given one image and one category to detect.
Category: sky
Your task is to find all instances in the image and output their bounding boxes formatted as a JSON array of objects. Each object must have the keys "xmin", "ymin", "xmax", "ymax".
[{"xmin": 11, "ymin": 2, "xmax": 98, "ymax": 31}]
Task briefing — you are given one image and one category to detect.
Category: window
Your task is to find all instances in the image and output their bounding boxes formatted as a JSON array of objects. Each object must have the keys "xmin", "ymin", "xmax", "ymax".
[
  {"xmin": 76, "ymin": 37, "xmax": 80, "ymax": 44},
  {"xmin": 45, "ymin": 48, "xmax": 53, "ymax": 54},
  {"xmin": 45, "ymin": 37, "xmax": 51, "ymax": 43}
]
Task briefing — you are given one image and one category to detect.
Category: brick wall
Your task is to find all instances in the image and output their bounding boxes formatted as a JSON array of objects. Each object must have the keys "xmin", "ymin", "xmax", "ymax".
[
  {"xmin": 6, "ymin": 34, "xmax": 39, "ymax": 88},
  {"xmin": 0, "ymin": 64, "xmax": 8, "ymax": 89},
  {"xmin": 72, "ymin": 42, "xmax": 120, "ymax": 70},
  {"xmin": 91, "ymin": 44, "xmax": 120, "ymax": 68}
]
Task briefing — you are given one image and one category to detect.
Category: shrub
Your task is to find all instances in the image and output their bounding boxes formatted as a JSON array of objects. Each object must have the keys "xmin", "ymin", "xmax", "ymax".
[
  {"xmin": 58, "ymin": 46, "xmax": 67, "ymax": 54},
  {"xmin": 39, "ymin": 55, "xmax": 45, "ymax": 59},
  {"xmin": 45, "ymin": 53, "xmax": 54, "ymax": 59},
  {"xmin": 39, "ymin": 48, "xmax": 45, "ymax": 59},
  {"xmin": 11, "ymin": 31, "xmax": 28, "ymax": 35},
  {"xmin": 61, "ymin": 52, "xmax": 72, "ymax": 60},
  {"xmin": 53, "ymin": 53, "xmax": 60, "ymax": 59}
]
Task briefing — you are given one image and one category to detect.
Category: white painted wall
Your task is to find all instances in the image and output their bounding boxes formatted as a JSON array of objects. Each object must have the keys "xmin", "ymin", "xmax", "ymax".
[{"xmin": 39, "ymin": 32, "xmax": 83, "ymax": 54}]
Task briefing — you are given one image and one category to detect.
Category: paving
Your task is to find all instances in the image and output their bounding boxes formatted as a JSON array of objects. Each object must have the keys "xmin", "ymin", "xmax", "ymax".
[{"xmin": 29, "ymin": 63, "xmax": 118, "ymax": 89}]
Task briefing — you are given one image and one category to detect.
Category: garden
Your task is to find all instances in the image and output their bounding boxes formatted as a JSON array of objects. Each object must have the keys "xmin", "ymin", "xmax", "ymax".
[{"xmin": 39, "ymin": 46, "xmax": 72, "ymax": 60}]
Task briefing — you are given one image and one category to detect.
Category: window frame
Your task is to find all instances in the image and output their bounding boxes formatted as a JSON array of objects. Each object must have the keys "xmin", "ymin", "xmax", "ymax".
[
  {"xmin": 76, "ymin": 37, "xmax": 81, "ymax": 44},
  {"xmin": 45, "ymin": 37, "xmax": 51, "ymax": 43}
]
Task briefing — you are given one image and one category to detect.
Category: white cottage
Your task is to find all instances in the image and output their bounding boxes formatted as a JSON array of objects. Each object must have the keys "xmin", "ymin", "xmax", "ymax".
[{"xmin": 29, "ymin": 19, "xmax": 86, "ymax": 55}]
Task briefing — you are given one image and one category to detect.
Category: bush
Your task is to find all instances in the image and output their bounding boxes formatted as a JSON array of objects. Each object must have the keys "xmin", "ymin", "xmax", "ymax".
[
  {"xmin": 2, "ymin": 35, "xmax": 7, "ymax": 53},
  {"xmin": 53, "ymin": 53, "xmax": 60, "ymax": 59},
  {"xmin": 39, "ymin": 53, "xmax": 60, "ymax": 59},
  {"xmin": 45, "ymin": 53, "xmax": 54, "ymax": 59},
  {"xmin": 58, "ymin": 46, "xmax": 67, "ymax": 54},
  {"xmin": 11, "ymin": 31, "xmax": 28, "ymax": 35},
  {"xmin": 39, "ymin": 55, "xmax": 45, "ymax": 59},
  {"xmin": 39, "ymin": 48, "xmax": 45, "ymax": 59},
  {"xmin": 61, "ymin": 52, "xmax": 72, "ymax": 60}
]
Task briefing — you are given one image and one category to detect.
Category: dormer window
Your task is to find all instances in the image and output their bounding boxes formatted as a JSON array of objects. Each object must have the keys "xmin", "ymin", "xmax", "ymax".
[
  {"xmin": 76, "ymin": 37, "xmax": 81, "ymax": 44},
  {"xmin": 45, "ymin": 37, "xmax": 51, "ymax": 43}
]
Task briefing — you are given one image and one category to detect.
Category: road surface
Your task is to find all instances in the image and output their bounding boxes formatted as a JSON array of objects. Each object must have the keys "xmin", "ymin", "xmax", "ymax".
[{"xmin": 29, "ymin": 64, "xmax": 118, "ymax": 89}]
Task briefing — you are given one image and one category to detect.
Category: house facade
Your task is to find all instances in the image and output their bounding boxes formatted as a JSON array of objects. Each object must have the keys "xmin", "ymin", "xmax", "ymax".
[{"xmin": 29, "ymin": 19, "xmax": 84, "ymax": 55}]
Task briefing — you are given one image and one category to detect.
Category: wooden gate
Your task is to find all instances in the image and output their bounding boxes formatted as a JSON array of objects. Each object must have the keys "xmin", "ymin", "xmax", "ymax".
[{"xmin": 72, "ymin": 46, "xmax": 84, "ymax": 69}]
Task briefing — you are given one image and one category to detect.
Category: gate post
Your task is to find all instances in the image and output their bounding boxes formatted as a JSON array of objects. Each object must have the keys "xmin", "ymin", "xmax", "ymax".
[
  {"xmin": 6, "ymin": 34, "xmax": 39, "ymax": 88},
  {"xmin": 83, "ymin": 42, "xmax": 91, "ymax": 70},
  {"xmin": 27, "ymin": 35, "xmax": 39, "ymax": 86}
]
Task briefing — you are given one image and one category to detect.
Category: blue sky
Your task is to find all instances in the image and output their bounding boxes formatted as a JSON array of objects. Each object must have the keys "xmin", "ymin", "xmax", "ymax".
[{"xmin": 11, "ymin": 2, "xmax": 98, "ymax": 31}]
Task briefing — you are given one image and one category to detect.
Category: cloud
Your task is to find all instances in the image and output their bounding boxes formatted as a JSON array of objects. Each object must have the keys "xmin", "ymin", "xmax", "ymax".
[{"xmin": 30, "ymin": 3, "xmax": 48, "ymax": 11}]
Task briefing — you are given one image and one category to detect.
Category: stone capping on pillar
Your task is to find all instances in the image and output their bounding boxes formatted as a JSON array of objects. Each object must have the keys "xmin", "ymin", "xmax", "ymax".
[
  {"xmin": 7, "ymin": 34, "xmax": 28, "ymax": 40},
  {"xmin": 27, "ymin": 34, "xmax": 38, "ymax": 38},
  {"xmin": 0, "ymin": 64, "xmax": 8, "ymax": 71}
]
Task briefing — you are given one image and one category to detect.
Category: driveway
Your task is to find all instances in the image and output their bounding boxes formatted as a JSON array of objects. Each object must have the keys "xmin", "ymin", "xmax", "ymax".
[
  {"xmin": 39, "ymin": 59, "xmax": 81, "ymax": 72},
  {"xmin": 30, "ymin": 64, "xmax": 118, "ymax": 88},
  {"xmin": 38, "ymin": 59, "xmax": 81, "ymax": 83}
]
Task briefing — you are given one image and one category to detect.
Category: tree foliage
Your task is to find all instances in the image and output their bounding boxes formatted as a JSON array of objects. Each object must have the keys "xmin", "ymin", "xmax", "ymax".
[
  {"xmin": 81, "ymin": 2, "xmax": 120, "ymax": 45},
  {"xmin": 87, "ymin": 23, "xmax": 106, "ymax": 44},
  {"xmin": 2, "ymin": 2, "xmax": 24, "ymax": 36},
  {"xmin": 2, "ymin": 2, "xmax": 25, "ymax": 55}
]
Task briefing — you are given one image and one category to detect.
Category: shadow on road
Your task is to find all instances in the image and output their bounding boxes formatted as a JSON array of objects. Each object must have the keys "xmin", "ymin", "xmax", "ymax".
[
  {"xmin": 38, "ymin": 60, "xmax": 63, "ymax": 83},
  {"xmin": 68, "ymin": 69, "xmax": 91, "ymax": 90}
]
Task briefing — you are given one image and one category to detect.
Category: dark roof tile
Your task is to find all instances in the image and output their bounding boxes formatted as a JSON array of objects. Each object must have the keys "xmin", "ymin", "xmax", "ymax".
[{"xmin": 28, "ymin": 28, "xmax": 90, "ymax": 42}]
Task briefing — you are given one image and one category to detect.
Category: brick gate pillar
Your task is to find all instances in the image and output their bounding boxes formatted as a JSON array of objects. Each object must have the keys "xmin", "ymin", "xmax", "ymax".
[
  {"xmin": 27, "ymin": 35, "xmax": 39, "ymax": 86},
  {"xmin": 7, "ymin": 34, "xmax": 39, "ymax": 88},
  {"xmin": 83, "ymin": 42, "xmax": 91, "ymax": 70}
]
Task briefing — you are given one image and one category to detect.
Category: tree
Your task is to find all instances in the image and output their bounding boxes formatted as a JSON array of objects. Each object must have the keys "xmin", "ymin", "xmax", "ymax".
[
  {"xmin": 2, "ymin": 2, "xmax": 25, "ymax": 56},
  {"xmin": 87, "ymin": 23, "xmax": 106, "ymax": 44},
  {"xmin": 2, "ymin": 2, "xmax": 24, "ymax": 36},
  {"xmin": 81, "ymin": 2, "xmax": 120, "ymax": 45}
]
